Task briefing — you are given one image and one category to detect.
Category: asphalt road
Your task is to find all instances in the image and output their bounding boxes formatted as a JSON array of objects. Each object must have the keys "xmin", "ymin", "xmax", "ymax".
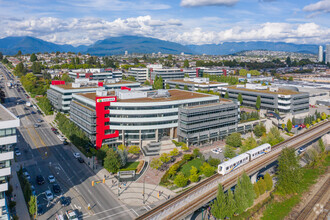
[{"xmin": 0, "ymin": 64, "xmax": 136, "ymax": 220}]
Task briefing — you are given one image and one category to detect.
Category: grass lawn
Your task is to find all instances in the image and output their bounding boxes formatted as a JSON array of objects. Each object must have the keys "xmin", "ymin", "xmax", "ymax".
[
  {"xmin": 180, "ymin": 158, "xmax": 203, "ymax": 177},
  {"xmin": 120, "ymin": 161, "xmax": 139, "ymax": 171}
]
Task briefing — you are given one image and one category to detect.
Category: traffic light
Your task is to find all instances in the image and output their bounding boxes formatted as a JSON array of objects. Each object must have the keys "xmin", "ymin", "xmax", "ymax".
[
  {"xmin": 103, "ymin": 178, "xmax": 105, "ymax": 183},
  {"xmin": 92, "ymin": 181, "xmax": 95, "ymax": 186}
]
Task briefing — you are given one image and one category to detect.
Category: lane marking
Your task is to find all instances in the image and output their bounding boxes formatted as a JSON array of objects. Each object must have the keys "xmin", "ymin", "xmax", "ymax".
[
  {"xmin": 91, "ymin": 205, "xmax": 126, "ymax": 216},
  {"xmin": 130, "ymin": 208, "xmax": 139, "ymax": 217},
  {"xmin": 95, "ymin": 210, "xmax": 128, "ymax": 220}
]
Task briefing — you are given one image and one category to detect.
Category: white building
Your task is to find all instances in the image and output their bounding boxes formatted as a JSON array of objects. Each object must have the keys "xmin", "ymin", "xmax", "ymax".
[
  {"xmin": 0, "ymin": 104, "xmax": 19, "ymax": 219},
  {"xmin": 326, "ymin": 45, "xmax": 330, "ymax": 64},
  {"xmin": 318, "ymin": 45, "xmax": 323, "ymax": 62}
]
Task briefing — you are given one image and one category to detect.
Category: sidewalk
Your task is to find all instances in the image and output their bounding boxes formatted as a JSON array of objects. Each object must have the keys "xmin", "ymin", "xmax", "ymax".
[{"xmin": 11, "ymin": 163, "xmax": 30, "ymax": 220}]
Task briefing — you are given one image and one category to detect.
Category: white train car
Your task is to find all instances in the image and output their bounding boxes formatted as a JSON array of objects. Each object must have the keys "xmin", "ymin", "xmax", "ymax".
[
  {"xmin": 218, "ymin": 153, "xmax": 250, "ymax": 175},
  {"xmin": 245, "ymin": 143, "xmax": 271, "ymax": 161}
]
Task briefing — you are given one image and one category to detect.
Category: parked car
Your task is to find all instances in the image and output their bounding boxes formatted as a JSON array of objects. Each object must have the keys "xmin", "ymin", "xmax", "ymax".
[
  {"xmin": 66, "ymin": 210, "xmax": 78, "ymax": 220},
  {"xmin": 37, "ymin": 205, "xmax": 44, "ymax": 216},
  {"xmin": 15, "ymin": 150, "xmax": 21, "ymax": 156},
  {"xmin": 45, "ymin": 190, "xmax": 53, "ymax": 201},
  {"xmin": 60, "ymin": 196, "xmax": 70, "ymax": 207},
  {"xmin": 34, "ymin": 123, "xmax": 40, "ymax": 128},
  {"xmin": 48, "ymin": 175, "xmax": 56, "ymax": 183},
  {"xmin": 211, "ymin": 147, "xmax": 222, "ymax": 154},
  {"xmin": 63, "ymin": 140, "xmax": 69, "ymax": 145},
  {"xmin": 37, "ymin": 119, "xmax": 43, "ymax": 123},
  {"xmin": 23, "ymin": 171, "xmax": 31, "ymax": 180},
  {"xmin": 73, "ymin": 153, "xmax": 80, "ymax": 158},
  {"xmin": 31, "ymin": 111, "xmax": 36, "ymax": 114},
  {"xmin": 52, "ymin": 184, "xmax": 61, "ymax": 194},
  {"xmin": 36, "ymin": 175, "xmax": 45, "ymax": 185},
  {"xmin": 77, "ymin": 157, "xmax": 84, "ymax": 163},
  {"xmin": 57, "ymin": 135, "xmax": 65, "ymax": 142}
]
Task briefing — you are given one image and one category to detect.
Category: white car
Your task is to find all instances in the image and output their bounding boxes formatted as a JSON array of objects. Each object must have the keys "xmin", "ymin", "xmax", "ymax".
[
  {"xmin": 66, "ymin": 210, "xmax": 78, "ymax": 220},
  {"xmin": 211, "ymin": 148, "xmax": 221, "ymax": 154},
  {"xmin": 15, "ymin": 150, "xmax": 21, "ymax": 156},
  {"xmin": 45, "ymin": 190, "xmax": 53, "ymax": 201},
  {"xmin": 48, "ymin": 175, "xmax": 55, "ymax": 183},
  {"xmin": 23, "ymin": 172, "xmax": 31, "ymax": 180},
  {"xmin": 73, "ymin": 153, "xmax": 80, "ymax": 158},
  {"xmin": 57, "ymin": 135, "xmax": 65, "ymax": 142}
]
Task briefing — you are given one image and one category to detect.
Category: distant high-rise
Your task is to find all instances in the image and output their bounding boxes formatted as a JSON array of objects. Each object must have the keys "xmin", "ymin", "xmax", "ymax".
[
  {"xmin": 125, "ymin": 51, "xmax": 128, "ymax": 56},
  {"xmin": 326, "ymin": 45, "xmax": 330, "ymax": 64},
  {"xmin": 318, "ymin": 46, "xmax": 323, "ymax": 62}
]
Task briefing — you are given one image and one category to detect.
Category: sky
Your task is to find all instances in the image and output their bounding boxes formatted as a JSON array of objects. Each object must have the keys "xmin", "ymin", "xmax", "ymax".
[{"xmin": 0, "ymin": 0, "xmax": 329, "ymax": 46}]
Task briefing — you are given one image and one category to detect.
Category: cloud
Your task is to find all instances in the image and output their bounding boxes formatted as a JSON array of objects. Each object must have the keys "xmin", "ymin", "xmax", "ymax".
[
  {"xmin": 303, "ymin": 0, "xmax": 330, "ymax": 14},
  {"xmin": 1, "ymin": 16, "xmax": 330, "ymax": 46},
  {"xmin": 180, "ymin": 0, "xmax": 239, "ymax": 7}
]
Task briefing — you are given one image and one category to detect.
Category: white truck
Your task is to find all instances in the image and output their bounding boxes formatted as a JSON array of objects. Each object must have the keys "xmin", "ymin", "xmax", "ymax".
[
  {"xmin": 26, "ymin": 101, "xmax": 31, "ymax": 107},
  {"xmin": 6, "ymin": 82, "xmax": 12, "ymax": 88}
]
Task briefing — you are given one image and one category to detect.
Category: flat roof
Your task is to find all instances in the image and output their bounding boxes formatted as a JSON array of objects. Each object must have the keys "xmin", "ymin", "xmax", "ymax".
[
  {"xmin": 0, "ymin": 104, "xmax": 16, "ymax": 121},
  {"xmin": 169, "ymin": 79, "xmax": 223, "ymax": 85},
  {"xmin": 55, "ymin": 80, "xmax": 137, "ymax": 90},
  {"xmin": 78, "ymin": 89, "xmax": 213, "ymax": 103},
  {"xmin": 185, "ymin": 99, "xmax": 234, "ymax": 109},
  {"xmin": 227, "ymin": 85, "xmax": 300, "ymax": 95}
]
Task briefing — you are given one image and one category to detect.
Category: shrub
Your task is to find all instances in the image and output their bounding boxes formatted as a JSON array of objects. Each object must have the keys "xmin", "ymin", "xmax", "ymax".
[
  {"xmin": 193, "ymin": 148, "xmax": 200, "ymax": 158},
  {"xmin": 208, "ymin": 157, "xmax": 221, "ymax": 167},
  {"xmin": 201, "ymin": 162, "xmax": 214, "ymax": 177},
  {"xmin": 174, "ymin": 172, "xmax": 188, "ymax": 187},
  {"xmin": 189, "ymin": 166, "xmax": 199, "ymax": 182},
  {"xmin": 183, "ymin": 154, "xmax": 193, "ymax": 161}
]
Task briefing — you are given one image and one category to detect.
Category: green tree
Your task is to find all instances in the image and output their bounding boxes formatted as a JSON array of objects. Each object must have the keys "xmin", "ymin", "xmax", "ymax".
[
  {"xmin": 128, "ymin": 145, "xmax": 140, "ymax": 155},
  {"xmin": 117, "ymin": 148, "xmax": 128, "ymax": 167},
  {"xmin": 14, "ymin": 62, "xmax": 27, "ymax": 77},
  {"xmin": 286, "ymin": 56, "xmax": 291, "ymax": 66},
  {"xmin": 281, "ymin": 123, "xmax": 285, "ymax": 130},
  {"xmin": 208, "ymin": 157, "xmax": 221, "ymax": 167},
  {"xmin": 288, "ymin": 76, "xmax": 293, "ymax": 81},
  {"xmin": 183, "ymin": 59, "xmax": 189, "ymax": 68},
  {"xmin": 28, "ymin": 195, "xmax": 37, "ymax": 216},
  {"xmin": 174, "ymin": 172, "xmax": 188, "ymax": 187},
  {"xmin": 175, "ymin": 84, "xmax": 179, "ymax": 89},
  {"xmin": 103, "ymin": 149, "xmax": 121, "ymax": 173},
  {"xmin": 193, "ymin": 148, "xmax": 200, "ymax": 158},
  {"xmin": 318, "ymin": 138, "xmax": 325, "ymax": 152},
  {"xmin": 234, "ymin": 179, "xmax": 248, "ymax": 214},
  {"xmin": 225, "ymin": 189, "xmax": 237, "ymax": 218},
  {"xmin": 239, "ymin": 69, "xmax": 248, "ymax": 76},
  {"xmin": 184, "ymin": 85, "xmax": 188, "ymax": 90},
  {"xmin": 150, "ymin": 158, "xmax": 162, "ymax": 170},
  {"xmin": 61, "ymin": 73, "xmax": 72, "ymax": 82},
  {"xmin": 241, "ymin": 173, "xmax": 255, "ymax": 207},
  {"xmin": 226, "ymin": 132, "xmax": 242, "ymax": 147},
  {"xmin": 160, "ymin": 153, "xmax": 170, "ymax": 163},
  {"xmin": 144, "ymin": 80, "xmax": 150, "ymax": 85},
  {"xmin": 224, "ymin": 146, "xmax": 236, "ymax": 159},
  {"xmin": 264, "ymin": 173, "xmax": 273, "ymax": 191},
  {"xmin": 256, "ymin": 95, "xmax": 261, "ymax": 110},
  {"xmin": 168, "ymin": 164, "xmax": 179, "ymax": 178},
  {"xmin": 211, "ymin": 184, "xmax": 226, "ymax": 219},
  {"xmin": 287, "ymin": 119, "xmax": 292, "ymax": 133},
  {"xmin": 257, "ymin": 179, "xmax": 266, "ymax": 195},
  {"xmin": 241, "ymin": 136, "xmax": 257, "ymax": 153},
  {"xmin": 153, "ymin": 75, "xmax": 164, "ymax": 90},
  {"xmin": 118, "ymin": 144, "xmax": 126, "ymax": 151},
  {"xmin": 201, "ymin": 162, "xmax": 214, "ymax": 177},
  {"xmin": 169, "ymin": 148, "xmax": 179, "ymax": 157},
  {"xmin": 277, "ymin": 147, "xmax": 302, "ymax": 194},
  {"xmin": 253, "ymin": 123, "xmax": 266, "ymax": 138},
  {"xmin": 165, "ymin": 84, "xmax": 170, "ymax": 89},
  {"xmin": 237, "ymin": 93, "xmax": 243, "ymax": 105},
  {"xmin": 189, "ymin": 166, "xmax": 199, "ymax": 182},
  {"xmin": 253, "ymin": 183, "xmax": 260, "ymax": 198},
  {"xmin": 30, "ymin": 53, "xmax": 37, "ymax": 62},
  {"xmin": 31, "ymin": 62, "xmax": 41, "ymax": 74},
  {"xmin": 16, "ymin": 50, "xmax": 22, "ymax": 56},
  {"xmin": 224, "ymin": 91, "xmax": 229, "ymax": 99},
  {"xmin": 96, "ymin": 144, "xmax": 109, "ymax": 164}
]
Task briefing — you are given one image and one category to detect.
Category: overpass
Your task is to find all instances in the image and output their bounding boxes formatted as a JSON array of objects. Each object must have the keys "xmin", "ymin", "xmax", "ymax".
[{"xmin": 136, "ymin": 120, "xmax": 330, "ymax": 220}]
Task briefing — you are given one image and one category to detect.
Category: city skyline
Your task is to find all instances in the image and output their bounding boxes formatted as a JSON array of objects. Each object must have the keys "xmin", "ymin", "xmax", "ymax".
[{"xmin": 0, "ymin": 0, "xmax": 329, "ymax": 46}]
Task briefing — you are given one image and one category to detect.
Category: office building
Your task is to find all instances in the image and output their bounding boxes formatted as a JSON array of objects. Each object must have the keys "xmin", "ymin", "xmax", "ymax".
[
  {"xmin": 220, "ymin": 84, "xmax": 309, "ymax": 115},
  {"xmin": 0, "ymin": 104, "xmax": 19, "ymax": 219},
  {"xmin": 151, "ymin": 68, "xmax": 185, "ymax": 81},
  {"xmin": 318, "ymin": 45, "xmax": 323, "ymax": 62},
  {"xmin": 47, "ymin": 80, "xmax": 140, "ymax": 112},
  {"xmin": 69, "ymin": 68, "xmax": 122, "ymax": 81},
  {"xmin": 127, "ymin": 68, "xmax": 148, "ymax": 83},
  {"xmin": 69, "ymin": 89, "xmax": 239, "ymax": 149},
  {"xmin": 326, "ymin": 45, "xmax": 330, "ymax": 64},
  {"xmin": 167, "ymin": 78, "xmax": 228, "ymax": 91}
]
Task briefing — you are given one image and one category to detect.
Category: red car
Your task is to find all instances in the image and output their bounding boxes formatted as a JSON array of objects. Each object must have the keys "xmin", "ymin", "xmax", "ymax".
[{"xmin": 51, "ymin": 127, "xmax": 57, "ymax": 132}]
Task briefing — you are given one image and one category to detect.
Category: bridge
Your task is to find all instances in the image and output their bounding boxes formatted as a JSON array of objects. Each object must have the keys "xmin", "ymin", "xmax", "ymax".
[{"xmin": 136, "ymin": 120, "xmax": 330, "ymax": 220}]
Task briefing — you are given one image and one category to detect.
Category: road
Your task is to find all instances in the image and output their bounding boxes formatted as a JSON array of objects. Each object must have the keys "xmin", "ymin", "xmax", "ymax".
[{"xmin": 0, "ymin": 64, "xmax": 136, "ymax": 220}]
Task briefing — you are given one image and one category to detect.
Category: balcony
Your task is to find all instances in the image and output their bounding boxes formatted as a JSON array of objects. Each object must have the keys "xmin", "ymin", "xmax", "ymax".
[
  {"xmin": 0, "ymin": 192, "xmax": 5, "ymax": 207},
  {"xmin": 0, "ymin": 179, "xmax": 8, "ymax": 192},
  {"xmin": 0, "ymin": 167, "xmax": 11, "ymax": 177}
]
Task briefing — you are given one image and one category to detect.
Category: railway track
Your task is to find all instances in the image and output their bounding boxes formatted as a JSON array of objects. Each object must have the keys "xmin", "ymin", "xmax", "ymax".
[
  {"xmin": 136, "ymin": 120, "xmax": 330, "ymax": 220},
  {"xmin": 295, "ymin": 177, "xmax": 330, "ymax": 220}
]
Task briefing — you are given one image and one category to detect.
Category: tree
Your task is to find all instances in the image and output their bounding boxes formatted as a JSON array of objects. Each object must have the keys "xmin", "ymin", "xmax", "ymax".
[
  {"xmin": 288, "ymin": 76, "xmax": 293, "ymax": 81},
  {"xmin": 184, "ymin": 85, "xmax": 188, "ymax": 90},
  {"xmin": 153, "ymin": 75, "xmax": 164, "ymax": 90},
  {"xmin": 174, "ymin": 172, "xmax": 188, "ymax": 187},
  {"xmin": 277, "ymin": 147, "xmax": 302, "ymax": 194},
  {"xmin": 183, "ymin": 154, "xmax": 193, "ymax": 161},
  {"xmin": 160, "ymin": 153, "xmax": 170, "ymax": 163},
  {"xmin": 241, "ymin": 136, "xmax": 257, "ymax": 153},
  {"xmin": 117, "ymin": 149, "xmax": 128, "ymax": 167},
  {"xmin": 103, "ymin": 149, "xmax": 121, "ymax": 173},
  {"xmin": 118, "ymin": 144, "xmax": 126, "ymax": 151},
  {"xmin": 225, "ymin": 189, "xmax": 237, "ymax": 218},
  {"xmin": 264, "ymin": 173, "xmax": 273, "ymax": 191},
  {"xmin": 14, "ymin": 62, "xmax": 27, "ymax": 77},
  {"xmin": 287, "ymin": 119, "xmax": 292, "ymax": 133},
  {"xmin": 286, "ymin": 56, "xmax": 291, "ymax": 66},
  {"xmin": 253, "ymin": 183, "xmax": 260, "ymax": 198},
  {"xmin": 193, "ymin": 148, "xmax": 200, "ymax": 158},
  {"xmin": 256, "ymin": 96, "xmax": 261, "ymax": 110},
  {"xmin": 128, "ymin": 145, "xmax": 140, "ymax": 155},
  {"xmin": 224, "ymin": 146, "xmax": 236, "ymax": 159},
  {"xmin": 28, "ymin": 195, "xmax": 37, "ymax": 216},
  {"xmin": 189, "ymin": 166, "xmax": 199, "ymax": 182},
  {"xmin": 165, "ymin": 84, "xmax": 170, "ymax": 89},
  {"xmin": 241, "ymin": 173, "xmax": 255, "ymax": 207},
  {"xmin": 97, "ymin": 144, "xmax": 109, "ymax": 164},
  {"xmin": 168, "ymin": 163, "xmax": 179, "ymax": 178},
  {"xmin": 281, "ymin": 123, "xmax": 285, "ymax": 130},
  {"xmin": 211, "ymin": 184, "xmax": 226, "ymax": 219},
  {"xmin": 183, "ymin": 59, "xmax": 189, "ymax": 68},
  {"xmin": 31, "ymin": 62, "xmax": 41, "ymax": 74},
  {"xmin": 226, "ymin": 132, "xmax": 242, "ymax": 148},
  {"xmin": 61, "ymin": 73, "xmax": 72, "ymax": 82},
  {"xmin": 237, "ymin": 93, "xmax": 243, "ymax": 105},
  {"xmin": 234, "ymin": 179, "xmax": 248, "ymax": 214},
  {"xmin": 169, "ymin": 148, "xmax": 179, "ymax": 157},
  {"xmin": 201, "ymin": 162, "xmax": 214, "ymax": 177},
  {"xmin": 318, "ymin": 138, "xmax": 325, "ymax": 152},
  {"xmin": 224, "ymin": 91, "xmax": 229, "ymax": 99},
  {"xmin": 321, "ymin": 112, "xmax": 327, "ymax": 120},
  {"xmin": 208, "ymin": 157, "xmax": 221, "ymax": 167},
  {"xmin": 0, "ymin": 52, "xmax": 3, "ymax": 61},
  {"xmin": 257, "ymin": 179, "xmax": 266, "ymax": 195},
  {"xmin": 144, "ymin": 80, "xmax": 150, "ymax": 85},
  {"xmin": 30, "ymin": 53, "xmax": 37, "ymax": 62},
  {"xmin": 150, "ymin": 158, "xmax": 162, "ymax": 170},
  {"xmin": 181, "ymin": 145, "xmax": 189, "ymax": 152},
  {"xmin": 253, "ymin": 123, "xmax": 266, "ymax": 138},
  {"xmin": 239, "ymin": 69, "xmax": 248, "ymax": 76},
  {"xmin": 16, "ymin": 50, "xmax": 22, "ymax": 56}
]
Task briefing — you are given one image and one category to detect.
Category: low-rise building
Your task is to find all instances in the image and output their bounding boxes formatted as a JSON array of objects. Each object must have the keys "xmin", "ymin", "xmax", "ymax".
[
  {"xmin": 167, "ymin": 78, "xmax": 228, "ymax": 91},
  {"xmin": 127, "ymin": 68, "xmax": 148, "ymax": 83},
  {"xmin": 151, "ymin": 68, "xmax": 185, "ymax": 81},
  {"xmin": 221, "ymin": 84, "xmax": 309, "ymax": 115},
  {"xmin": 0, "ymin": 104, "xmax": 19, "ymax": 219},
  {"xmin": 69, "ymin": 68, "xmax": 122, "ymax": 81}
]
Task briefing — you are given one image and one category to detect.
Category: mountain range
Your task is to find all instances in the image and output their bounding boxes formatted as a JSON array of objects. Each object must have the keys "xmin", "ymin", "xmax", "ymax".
[{"xmin": 0, "ymin": 36, "xmax": 320, "ymax": 56}]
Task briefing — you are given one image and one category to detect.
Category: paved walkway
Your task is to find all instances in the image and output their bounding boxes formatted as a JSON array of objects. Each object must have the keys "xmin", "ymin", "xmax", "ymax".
[{"xmin": 11, "ymin": 163, "xmax": 30, "ymax": 220}]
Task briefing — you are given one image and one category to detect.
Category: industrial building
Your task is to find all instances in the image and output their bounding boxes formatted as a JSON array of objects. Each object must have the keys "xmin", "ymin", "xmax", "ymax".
[
  {"xmin": 220, "ymin": 84, "xmax": 309, "ymax": 115},
  {"xmin": 0, "ymin": 104, "xmax": 19, "ymax": 219},
  {"xmin": 69, "ymin": 89, "xmax": 240, "ymax": 149}
]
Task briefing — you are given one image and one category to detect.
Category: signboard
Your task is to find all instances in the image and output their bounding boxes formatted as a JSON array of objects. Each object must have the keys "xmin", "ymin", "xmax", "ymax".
[{"xmin": 97, "ymin": 97, "xmax": 116, "ymax": 103}]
